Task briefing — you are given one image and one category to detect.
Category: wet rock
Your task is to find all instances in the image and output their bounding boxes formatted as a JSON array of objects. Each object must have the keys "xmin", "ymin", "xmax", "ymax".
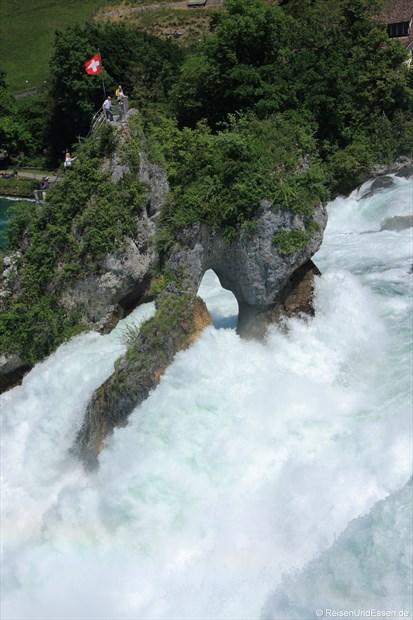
[
  {"xmin": 76, "ymin": 296, "xmax": 212, "ymax": 468},
  {"xmin": 380, "ymin": 215, "xmax": 413, "ymax": 231},
  {"xmin": 0, "ymin": 353, "xmax": 30, "ymax": 393},
  {"xmin": 371, "ymin": 156, "xmax": 413, "ymax": 177},
  {"xmin": 238, "ymin": 260, "xmax": 321, "ymax": 339},
  {"xmin": 360, "ymin": 176, "xmax": 394, "ymax": 200},
  {"xmin": 395, "ymin": 163, "xmax": 413, "ymax": 179}
]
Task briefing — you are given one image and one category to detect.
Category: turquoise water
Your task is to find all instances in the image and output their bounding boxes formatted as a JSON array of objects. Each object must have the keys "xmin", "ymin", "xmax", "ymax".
[{"xmin": 0, "ymin": 196, "xmax": 15, "ymax": 249}]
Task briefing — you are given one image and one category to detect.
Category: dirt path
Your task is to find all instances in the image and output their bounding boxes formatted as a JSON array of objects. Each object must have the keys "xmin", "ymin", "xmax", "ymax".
[
  {"xmin": 1, "ymin": 170, "xmax": 58, "ymax": 182},
  {"xmin": 97, "ymin": 0, "xmax": 222, "ymax": 20}
]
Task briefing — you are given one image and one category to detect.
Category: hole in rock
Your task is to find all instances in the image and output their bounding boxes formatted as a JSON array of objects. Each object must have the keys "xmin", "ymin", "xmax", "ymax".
[{"xmin": 197, "ymin": 269, "xmax": 238, "ymax": 330}]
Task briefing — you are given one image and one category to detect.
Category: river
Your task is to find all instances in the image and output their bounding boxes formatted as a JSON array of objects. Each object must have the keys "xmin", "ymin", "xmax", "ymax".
[
  {"xmin": 1, "ymin": 175, "xmax": 412, "ymax": 620},
  {"xmin": 0, "ymin": 197, "xmax": 17, "ymax": 249}
]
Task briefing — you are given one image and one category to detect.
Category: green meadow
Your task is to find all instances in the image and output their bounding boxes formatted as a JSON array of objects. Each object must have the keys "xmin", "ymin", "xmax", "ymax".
[{"xmin": 0, "ymin": 0, "xmax": 111, "ymax": 91}]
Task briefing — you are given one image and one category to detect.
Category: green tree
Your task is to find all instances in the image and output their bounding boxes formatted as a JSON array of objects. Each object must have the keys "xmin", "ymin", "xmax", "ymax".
[
  {"xmin": 172, "ymin": 0, "xmax": 413, "ymax": 191},
  {"xmin": 282, "ymin": 0, "xmax": 411, "ymax": 148},
  {"xmin": 47, "ymin": 22, "xmax": 183, "ymax": 162},
  {"xmin": 174, "ymin": 0, "xmax": 291, "ymax": 126},
  {"xmin": 0, "ymin": 70, "xmax": 30, "ymax": 162}
]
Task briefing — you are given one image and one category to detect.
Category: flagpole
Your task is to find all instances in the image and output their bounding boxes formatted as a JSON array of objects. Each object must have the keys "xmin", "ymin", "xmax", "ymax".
[{"xmin": 98, "ymin": 48, "xmax": 106, "ymax": 98}]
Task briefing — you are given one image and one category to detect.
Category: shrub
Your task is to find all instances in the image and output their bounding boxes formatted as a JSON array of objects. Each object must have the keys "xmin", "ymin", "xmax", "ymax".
[
  {"xmin": 0, "ymin": 125, "xmax": 148, "ymax": 363},
  {"xmin": 145, "ymin": 110, "xmax": 328, "ymax": 249}
]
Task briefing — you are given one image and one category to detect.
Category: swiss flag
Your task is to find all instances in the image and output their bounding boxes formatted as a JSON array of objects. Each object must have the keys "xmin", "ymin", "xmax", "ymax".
[{"xmin": 83, "ymin": 53, "xmax": 102, "ymax": 75}]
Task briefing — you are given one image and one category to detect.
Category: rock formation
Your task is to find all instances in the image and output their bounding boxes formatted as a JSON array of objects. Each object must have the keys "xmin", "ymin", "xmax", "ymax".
[
  {"xmin": 1, "ymin": 112, "xmax": 327, "ymax": 461},
  {"xmin": 165, "ymin": 199, "xmax": 326, "ymax": 338},
  {"xmin": 77, "ymin": 194, "xmax": 326, "ymax": 467},
  {"xmin": 380, "ymin": 215, "xmax": 413, "ymax": 231},
  {"xmin": 76, "ymin": 295, "xmax": 212, "ymax": 468},
  {"xmin": 59, "ymin": 115, "xmax": 168, "ymax": 333},
  {"xmin": 0, "ymin": 116, "xmax": 168, "ymax": 391}
]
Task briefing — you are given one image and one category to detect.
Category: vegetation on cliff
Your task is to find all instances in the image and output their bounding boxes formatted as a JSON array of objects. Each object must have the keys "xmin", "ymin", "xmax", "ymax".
[
  {"xmin": 1, "ymin": 0, "xmax": 413, "ymax": 369},
  {"xmin": 77, "ymin": 291, "xmax": 212, "ymax": 467},
  {"xmin": 142, "ymin": 110, "xmax": 327, "ymax": 248},
  {"xmin": 0, "ymin": 177, "xmax": 37, "ymax": 198},
  {"xmin": 0, "ymin": 125, "xmax": 148, "ymax": 364}
]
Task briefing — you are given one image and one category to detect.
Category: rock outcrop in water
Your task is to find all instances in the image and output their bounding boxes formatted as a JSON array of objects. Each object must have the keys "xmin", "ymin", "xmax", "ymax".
[
  {"xmin": 380, "ymin": 215, "xmax": 413, "ymax": 231},
  {"xmin": 76, "ymin": 294, "xmax": 212, "ymax": 468},
  {"xmin": 165, "ymin": 199, "xmax": 326, "ymax": 339},
  {"xmin": 77, "ymin": 179, "xmax": 327, "ymax": 466},
  {"xmin": 1, "ymin": 112, "xmax": 327, "ymax": 458}
]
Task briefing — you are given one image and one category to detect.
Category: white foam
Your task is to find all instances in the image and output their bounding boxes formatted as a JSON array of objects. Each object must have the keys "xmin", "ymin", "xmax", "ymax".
[
  {"xmin": 1, "ymin": 178, "xmax": 412, "ymax": 620},
  {"xmin": 263, "ymin": 480, "xmax": 413, "ymax": 619}
]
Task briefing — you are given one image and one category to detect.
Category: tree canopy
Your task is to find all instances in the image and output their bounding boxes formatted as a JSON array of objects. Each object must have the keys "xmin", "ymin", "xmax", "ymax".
[
  {"xmin": 0, "ymin": 71, "xmax": 31, "ymax": 162},
  {"xmin": 47, "ymin": 22, "xmax": 183, "ymax": 160}
]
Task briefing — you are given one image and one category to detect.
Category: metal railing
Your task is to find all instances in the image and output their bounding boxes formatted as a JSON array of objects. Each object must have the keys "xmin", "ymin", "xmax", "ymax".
[
  {"xmin": 91, "ymin": 97, "xmax": 129, "ymax": 133},
  {"xmin": 91, "ymin": 109, "xmax": 106, "ymax": 132},
  {"xmin": 30, "ymin": 97, "xmax": 132, "ymax": 203}
]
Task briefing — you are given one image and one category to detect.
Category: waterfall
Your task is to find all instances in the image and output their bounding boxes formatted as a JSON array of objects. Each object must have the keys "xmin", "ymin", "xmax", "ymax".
[{"xmin": 1, "ymin": 176, "xmax": 412, "ymax": 620}]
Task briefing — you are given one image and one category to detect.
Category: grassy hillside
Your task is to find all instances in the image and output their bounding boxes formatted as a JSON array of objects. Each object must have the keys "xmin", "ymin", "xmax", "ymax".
[
  {"xmin": 95, "ymin": 1, "xmax": 223, "ymax": 43},
  {"xmin": 0, "ymin": 0, "xmax": 112, "ymax": 91},
  {"xmin": 0, "ymin": 0, "xmax": 223, "ymax": 92}
]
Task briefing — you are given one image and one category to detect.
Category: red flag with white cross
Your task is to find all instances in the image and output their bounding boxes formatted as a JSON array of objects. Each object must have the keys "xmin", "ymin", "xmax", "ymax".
[{"xmin": 83, "ymin": 53, "xmax": 102, "ymax": 75}]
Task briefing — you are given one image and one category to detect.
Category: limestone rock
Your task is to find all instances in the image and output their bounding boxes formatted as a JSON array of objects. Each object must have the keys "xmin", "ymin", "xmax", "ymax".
[
  {"xmin": 75, "ymin": 296, "xmax": 212, "ymax": 468},
  {"xmin": 240, "ymin": 260, "xmax": 321, "ymax": 339},
  {"xmin": 60, "ymin": 230, "xmax": 155, "ymax": 332},
  {"xmin": 0, "ymin": 353, "xmax": 30, "ymax": 393},
  {"xmin": 60, "ymin": 116, "xmax": 169, "ymax": 333},
  {"xmin": 380, "ymin": 215, "xmax": 413, "ymax": 231},
  {"xmin": 371, "ymin": 156, "xmax": 413, "ymax": 178},
  {"xmin": 360, "ymin": 175, "xmax": 395, "ymax": 200},
  {"xmin": 77, "ymin": 197, "xmax": 327, "ymax": 465},
  {"xmin": 395, "ymin": 163, "xmax": 413, "ymax": 179},
  {"xmin": 166, "ymin": 200, "xmax": 327, "ymax": 337}
]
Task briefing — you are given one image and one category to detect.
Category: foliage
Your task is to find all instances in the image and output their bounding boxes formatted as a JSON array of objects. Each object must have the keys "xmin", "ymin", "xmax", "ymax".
[
  {"xmin": 273, "ymin": 222, "xmax": 320, "ymax": 255},
  {"xmin": 173, "ymin": 0, "xmax": 291, "ymax": 127},
  {"xmin": 144, "ymin": 110, "xmax": 328, "ymax": 247},
  {"xmin": 0, "ymin": 125, "xmax": 148, "ymax": 363},
  {"xmin": 0, "ymin": 297, "xmax": 83, "ymax": 365},
  {"xmin": 148, "ymin": 272, "xmax": 173, "ymax": 298},
  {"xmin": 0, "ymin": 71, "xmax": 31, "ymax": 162},
  {"xmin": 129, "ymin": 292, "xmax": 194, "ymax": 365},
  {"xmin": 15, "ymin": 94, "xmax": 51, "ymax": 167},
  {"xmin": 0, "ymin": 176, "xmax": 37, "ymax": 198},
  {"xmin": 47, "ymin": 22, "xmax": 183, "ymax": 162},
  {"xmin": 172, "ymin": 0, "xmax": 413, "ymax": 192},
  {"xmin": 325, "ymin": 138, "xmax": 375, "ymax": 195}
]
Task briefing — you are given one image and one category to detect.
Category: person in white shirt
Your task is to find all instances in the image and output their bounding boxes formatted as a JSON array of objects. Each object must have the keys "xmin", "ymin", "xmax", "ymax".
[
  {"xmin": 102, "ymin": 96, "xmax": 113, "ymax": 121},
  {"xmin": 64, "ymin": 151, "xmax": 76, "ymax": 170}
]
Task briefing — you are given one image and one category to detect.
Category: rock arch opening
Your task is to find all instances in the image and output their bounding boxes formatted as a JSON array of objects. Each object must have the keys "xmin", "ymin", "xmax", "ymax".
[{"xmin": 197, "ymin": 269, "xmax": 239, "ymax": 330}]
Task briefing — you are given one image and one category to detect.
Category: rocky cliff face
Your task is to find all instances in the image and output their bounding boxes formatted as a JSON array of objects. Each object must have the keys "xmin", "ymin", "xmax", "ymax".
[
  {"xmin": 0, "ymin": 117, "xmax": 168, "ymax": 391},
  {"xmin": 76, "ymin": 193, "xmax": 327, "ymax": 466},
  {"xmin": 76, "ymin": 295, "xmax": 212, "ymax": 468},
  {"xmin": 1, "ymin": 114, "xmax": 328, "ymax": 463},
  {"xmin": 166, "ymin": 199, "xmax": 326, "ymax": 338},
  {"xmin": 59, "ymin": 118, "xmax": 169, "ymax": 333}
]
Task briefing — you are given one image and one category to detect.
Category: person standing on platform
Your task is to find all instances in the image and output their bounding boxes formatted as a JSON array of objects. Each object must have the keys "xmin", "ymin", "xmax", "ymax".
[{"xmin": 102, "ymin": 96, "xmax": 113, "ymax": 121}]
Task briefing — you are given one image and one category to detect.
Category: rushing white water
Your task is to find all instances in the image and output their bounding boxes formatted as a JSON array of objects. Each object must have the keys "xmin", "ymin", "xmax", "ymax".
[{"xmin": 1, "ymin": 176, "xmax": 412, "ymax": 620}]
